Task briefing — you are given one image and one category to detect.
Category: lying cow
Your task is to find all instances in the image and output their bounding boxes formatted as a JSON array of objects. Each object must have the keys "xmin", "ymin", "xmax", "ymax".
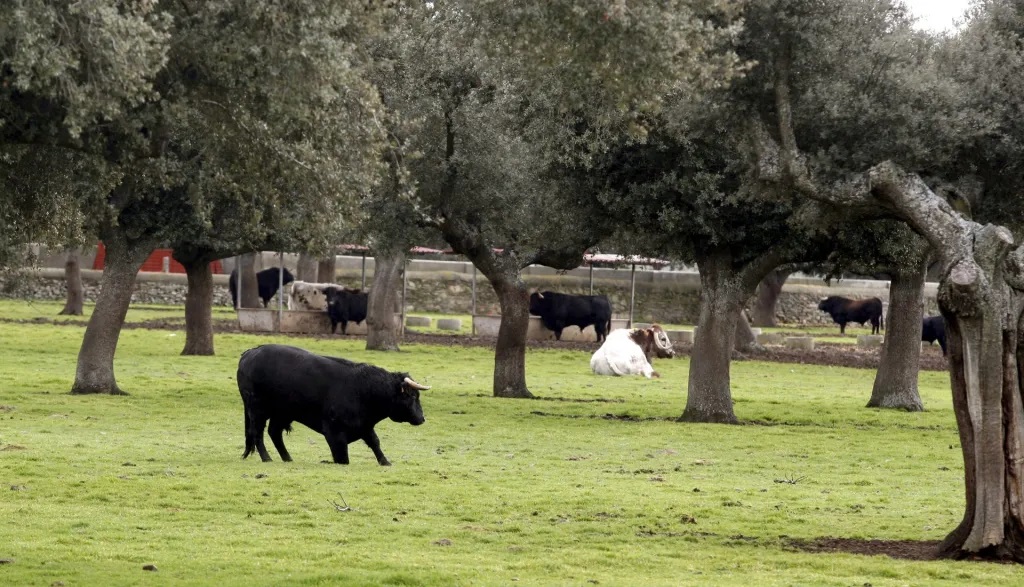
[
  {"xmin": 229, "ymin": 267, "xmax": 294, "ymax": 308},
  {"xmin": 288, "ymin": 280, "xmax": 337, "ymax": 311},
  {"xmin": 817, "ymin": 295, "xmax": 884, "ymax": 335},
  {"xmin": 922, "ymin": 315, "xmax": 947, "ymax": 355},
  {"xmin": 237, "ymin": 344, "xmax": 429, "ymax": 465},
  {"xmin": 590, "ymin": 325, "xmax": 676, "ymax": 379},
  {"xmin": 326, "ymin": 287, "xmax": 369, "ymax": 335},
  {"xmin": 529, "ymin": 291, "xmax": 613, "ymax": 342}
]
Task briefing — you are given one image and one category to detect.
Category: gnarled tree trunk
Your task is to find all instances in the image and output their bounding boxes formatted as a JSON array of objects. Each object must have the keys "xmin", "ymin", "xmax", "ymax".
[
  {"xmin": 237, "ymin": 252, "xmax": 261, "ymax": 308},
  {"xmin": 176, "ymin": 252, "xmax": 216, "ymax": 356},
  {"xmin": 71, "ymin": 234, "xmax": 153, "ymax": 395},
  {"xmin": 868, "ymin": 254, "xmax": 927, "ymax": 411},
  {"xmin": 59, "ymin": 248, "xmax": 84, "ymax": 315},
  {"xmin": 366, "ymin": 250, "xmax": 405, "ymax": 352},
  {"xmin": 750, "ymin": 268, "xmax": 792, "ymax": 327},
  {"xmin": 297, "ymin": 253, "xmax": 319, "ymax": 282},
  {"xmin": 490, "ymin": 274, "xmax": 532, "ymax": 398}
]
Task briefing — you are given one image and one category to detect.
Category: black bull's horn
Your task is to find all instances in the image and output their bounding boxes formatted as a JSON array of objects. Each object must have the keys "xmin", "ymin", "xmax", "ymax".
[{"xmin": 403, "ymin": 377, "xmax": 431, "ymax": 391}]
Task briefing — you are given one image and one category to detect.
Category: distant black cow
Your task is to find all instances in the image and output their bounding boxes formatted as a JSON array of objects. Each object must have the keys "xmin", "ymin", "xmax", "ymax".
[
  {"xmin": 325, "ymin": 287, "xmax": 369, "ymax": 335},
  {"xmin": 229, "ymin": 267, "xmax": 294, "ymax": 308},
  {"xmin": 529, "ymin": 291, "xmax": 613, "ymax": 342},
  {"xmin": 922, "ymin": 315, "xmax": 947, "ymax": 355},
  {"xmin": 237, "ymin": 344, "xmax": 430, "ymax": 465},
  {"xmin": 817, "ymin": 295, "xmax": 884, "ymax": 335}
]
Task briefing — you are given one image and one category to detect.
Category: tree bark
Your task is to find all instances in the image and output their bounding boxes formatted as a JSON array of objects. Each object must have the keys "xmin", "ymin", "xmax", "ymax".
[
  {"xmin": 237, "ymin": 253, "xmax": 261, "ymax": 308},
  {"xmin": 58, "ymin": 248, "xmax": 84, "ymax": 315},
  {"xmin": 681, "ymin": 252, "xmax": 749, "ymax": 424},
  {"xmin": 70, "ymin": 234, "xmax": 153, "ymax": 395},
  {"xmin": 317, "ymin": 255, "xmax": 337, "ymax": 283},
  {"xmin": 734, "ymin": 312, "xmax": 762, "ymax": 353},
  {"xmin": 180, "ymin": 256, "xmax": 215, "ymax": 356},
  {"xmin": 297, "ymin": 253, "xmax": 319, "ymax": 282},
  {"xmin": 365, "ymin": 250, "xmax": 405, "ymax": 352},
  {"xmin": 750, "ymin": 268, "xmax": 792, "ymax": 327},
  {"xmin": 491, "ymin": 274, "xmax": 533, "ymax": 398},
  {"xmin": 867, "ymin": 255, "xmax": 927, "ymax": 411}
]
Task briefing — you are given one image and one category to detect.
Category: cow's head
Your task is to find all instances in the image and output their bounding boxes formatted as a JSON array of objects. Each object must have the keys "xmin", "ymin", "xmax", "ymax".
[
  {"xmin": 818, "ymin": 296, "xmax": 836, "ymax": 312},
  {"xmin": 528, "ymin": 291, "xmax": 547, "ymax": 316},
  {"xmin": 273, "ymin": 267, "xmax": 295, "ymax": 286},
  {"xmin": 649, "ymin": 324, "xmax": 675, "ymax": 359},
  {"xmin": 388, "ymin": 373, "xmax": 430, "ymax": 426}
]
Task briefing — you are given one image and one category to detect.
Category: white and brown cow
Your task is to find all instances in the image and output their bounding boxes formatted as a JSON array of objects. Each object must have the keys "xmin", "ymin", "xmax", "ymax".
[
  {"xmin": 287, "ymin": 281, "xmax": 337, "ymax": 311},
  {"xmin": 590, "ymin": 324, "xmax": 675, "ymax": 379}
]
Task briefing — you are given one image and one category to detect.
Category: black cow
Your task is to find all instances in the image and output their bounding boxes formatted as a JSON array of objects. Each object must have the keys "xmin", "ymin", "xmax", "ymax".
[
  {"xmin": 922, "ymin": 315, "xmax": 947, "ymax": 355},
  {"xmin": 817, "ymin": 295, "xmax": 884, "ymax": 335},
  {"xmin": 529, "ymin": 291, "xmax": 613, "ymax": 342},
  {"xmin": 237, "ymin": 344, "xmax": 429, "ymax": 465},
  {"xmin": 325, "ymin": 287, "xmax": 369, "ymax": 335},
  {"xmin": 229, "ymin": 267, "xmax": 294, "ymax": 308}
]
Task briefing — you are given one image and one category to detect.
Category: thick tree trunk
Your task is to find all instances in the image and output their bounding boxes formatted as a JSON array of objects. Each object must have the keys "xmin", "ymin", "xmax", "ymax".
[
  {"xmin": 317, "ymin": 256, "xmax": 337, "ymax": 283},
  {"xmin": 237, "ymin": 253, "xmax": 261, "ymax": 308},
  {"xmin": 365, "ymin": 250, "xmax": 405, "ymax": 352},
  {"xmin": 70, "ymin": 235, "xmax": 152, "ymax": 395},
  {"xmin": 734, "ymin": 312, "xmax": 762, "ymax": 353},
  {"xmin": 868, "ymin": 257, "xmax": 927, "ymax": 411},
  {"xmin": 935, "ymin": 230, "xmax": 1024, "ymax": 561},
  {"xmin": 491, "ymin": 275, "xmax": 533, "ymax": 398},
  {"xmin": 58, "ymin": 248, "xmax": 84, "ymax": 315},
  {"xmin": 297, "ymin": 253, "xmax": 319, "ymax": 282},
  {"xmin": 180, "ymin": 257, "xmax": 215, "ymax": 356},
  {"xmin": 681, "ymin": 253, "xmax": 748, "ymax": 424},
  {"xmin": 750, "ymin": 268, "xmax": 792, "ymax": 327}
]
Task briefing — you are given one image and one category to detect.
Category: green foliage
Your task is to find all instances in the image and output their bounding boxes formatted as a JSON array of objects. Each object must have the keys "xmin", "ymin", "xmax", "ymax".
[{"xmin": 0, "ymin": 300, "xmax": 1020, "ymax": 585}]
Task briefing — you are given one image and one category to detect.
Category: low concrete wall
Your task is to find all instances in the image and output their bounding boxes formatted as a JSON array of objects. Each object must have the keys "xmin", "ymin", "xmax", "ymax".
[
  {"xmin": 1, "ymin": 265, "xmax": 940, "ymax": 326},
  {"xmin": 237, "ymin": 308, "xmax": 399, "ymax": 335}
]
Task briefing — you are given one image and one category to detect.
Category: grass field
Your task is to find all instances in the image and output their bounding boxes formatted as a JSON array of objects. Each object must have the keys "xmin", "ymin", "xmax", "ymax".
[{"xmin": 0, "ymin": 300, "xmax": 1017, "ymax": 586}]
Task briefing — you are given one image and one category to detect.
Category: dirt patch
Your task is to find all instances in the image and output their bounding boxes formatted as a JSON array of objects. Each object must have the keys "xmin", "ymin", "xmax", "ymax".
[{"xmin": 787, "ymin": 537, "xmax": 942, "ymax": 561}]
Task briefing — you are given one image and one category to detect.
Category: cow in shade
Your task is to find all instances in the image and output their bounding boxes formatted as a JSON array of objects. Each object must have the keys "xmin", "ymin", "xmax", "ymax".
[
  {"xmin": 237, "ymin": 344, "xmax": 430, "ymax": 465},
  {"xmin": 325, "ymin": 287, "xmax": 369, "ymax": 335},
  {"xmin": 817, "ymin": 295, "xmax": 884, "ymax": 335},
  {"xmin": 529, "ymin": 291, "xmax": 613, "ymax": 342},
  {"xmin": 590, "ymin": 325, "xmax": 676, "ymax": 379},
  {"xmin": 922, "ymin": 315, "xmax": 947, "ymax": 355},
  {"xmin": 229, "ymin": 267, "xmax": 294, "ymax": 308}
]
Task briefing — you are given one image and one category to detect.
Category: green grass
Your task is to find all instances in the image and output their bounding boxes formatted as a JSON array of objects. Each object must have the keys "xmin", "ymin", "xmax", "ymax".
[{"xmin": 0, "ymin": 300, "xmax": 1016, "ymax": 586}]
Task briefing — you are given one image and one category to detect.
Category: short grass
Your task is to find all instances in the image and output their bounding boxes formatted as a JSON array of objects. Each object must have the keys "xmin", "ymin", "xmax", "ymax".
[{"xmin": 0, "ymin": 300, "xmax": 1017, "ymax": 586}]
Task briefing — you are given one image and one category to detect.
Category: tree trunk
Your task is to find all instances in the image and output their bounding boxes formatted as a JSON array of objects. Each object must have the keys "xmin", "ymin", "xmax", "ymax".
[
  {"xmin": 70, "ymin": 235, "xmax": 152, "ymax": 395},
  {"xmin": 58, "ymin": 248, "xmax": 84, "ymax": 315},
  {"xmin": 750, "ymin": 268, "xmax": 792, "ymax": 327},
  {"xmin": 365, "ymin": 250, "xmax": 405, "ymax": 352},
  {"xmin": 680, "ymin": 253, "xmax": 747, "ymax": 423},
  {"xmin": 867, "ymin": 256, "xmax": 927, "ymax": 411},
  {"xmin": 297, "ymin": 253, "xmax": 319, "ymax": 282},
  {"xmin": 734, "ymin": 312, "xmax": 762, "ymax": 353},
  {"xmin": 317, "ymin": 256, "xmax": 337, "ymax": 283},
  {"xmin": 237, "ymin": 253, "xmax": 261, "ymax": 308},
  {"xmin": 491, "ymin": 275, "xmax": 533, "ymax": 398},
  {"xmin": 180, "ymin": 257, "xmax": 215, "ymax": 356},
  {"xmin": 934, "ymin": 229, "xmax": 1024, "ymax": 560}
]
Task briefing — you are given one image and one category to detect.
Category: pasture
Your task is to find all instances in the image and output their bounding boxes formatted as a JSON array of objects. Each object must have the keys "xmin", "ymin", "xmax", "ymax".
[{"xmin": 0, "ymin": 301, "xmax": 1017, "ymax": 586}]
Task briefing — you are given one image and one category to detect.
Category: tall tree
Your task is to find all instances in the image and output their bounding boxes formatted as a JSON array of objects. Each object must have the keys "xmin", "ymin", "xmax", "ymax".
[
  {"xmin": 2, "ymin": 1, "xmax": 388, "ymax": 389},
  {"xmin": 59, "ymin": 248, "xmax": 85, "ymax": 316}
]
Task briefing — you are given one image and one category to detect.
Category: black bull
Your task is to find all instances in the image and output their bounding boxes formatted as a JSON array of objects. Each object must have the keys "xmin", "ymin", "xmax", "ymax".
[
  {"xmin": 529, "ymin": 291, "xmax": 613, "ymax": 342},
  {"xmin": 237, "ymin": 344, "xmax": 430, "ymax": 466},
  {"xmin": 922, "ymin": 315, "xmax": 947, "ymax": 355},
  {"xmin": 817, "ymin": 295, "xmax": 884, "ymax": 335}
]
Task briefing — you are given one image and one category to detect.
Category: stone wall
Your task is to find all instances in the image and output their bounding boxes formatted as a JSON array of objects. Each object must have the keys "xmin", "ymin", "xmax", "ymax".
[{"xmin": 1, "ymin": 267, "xmax": 940, "ymax": 326}]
